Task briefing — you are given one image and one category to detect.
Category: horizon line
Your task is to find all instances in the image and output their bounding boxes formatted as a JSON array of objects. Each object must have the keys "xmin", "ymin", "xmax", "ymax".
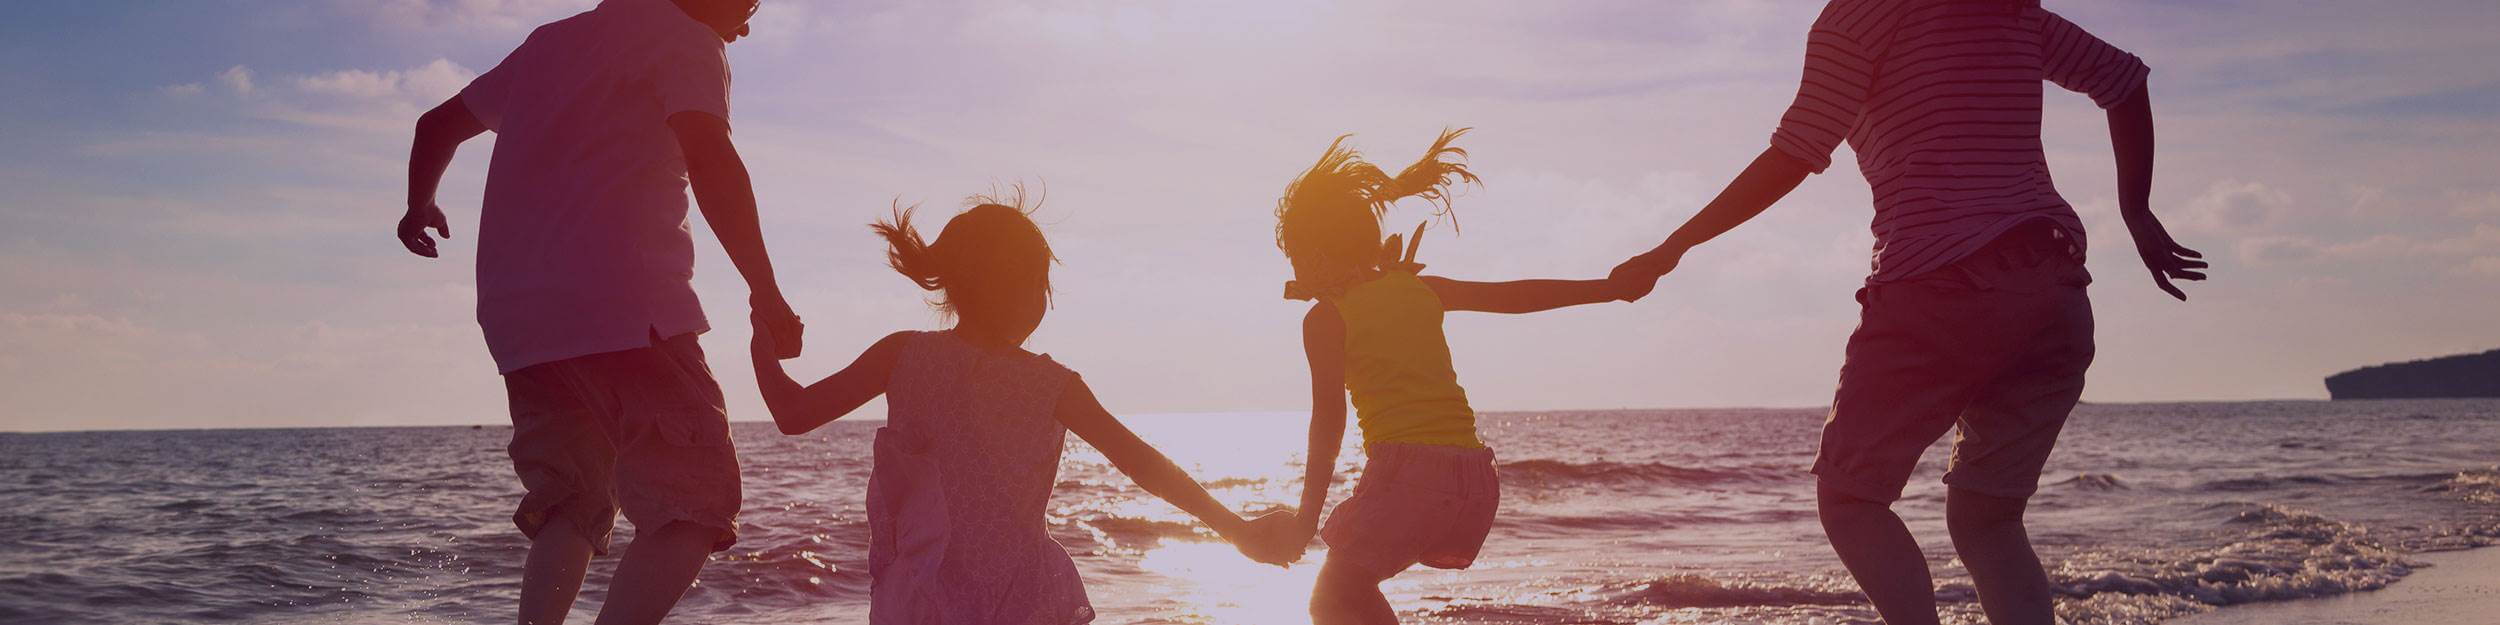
[{"xmin": 0, "ymin": 396, "xmax": 2425, "ymax": 435}]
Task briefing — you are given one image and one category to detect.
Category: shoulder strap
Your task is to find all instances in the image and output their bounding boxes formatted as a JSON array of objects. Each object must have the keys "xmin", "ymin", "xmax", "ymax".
[{"xmin": 1285, "ymin": 222, "xmax": 1431, "ymax": 300}]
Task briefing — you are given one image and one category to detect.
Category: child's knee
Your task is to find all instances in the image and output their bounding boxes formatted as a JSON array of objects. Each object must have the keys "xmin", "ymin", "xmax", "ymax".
[{"xmin": 1311, "ymin": 562, "xmax": 1383, "ymax": 609}]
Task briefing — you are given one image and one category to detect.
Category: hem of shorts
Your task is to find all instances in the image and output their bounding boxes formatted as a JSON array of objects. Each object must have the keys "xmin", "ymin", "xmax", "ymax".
[
  {"xmin": 635, "ymin": 513, "xmax": 740, "ymax": 553},
  {"xmin": 515, "ymin": 502, "xmax": 617, "ymax": 557},
  {"xmin": 1317, "ymin": 542, "xmax": 1424, "ymax": 577},
  {"xmin": 1939, "ymin": 474, "xmax": 2039, "ymax": 501}
]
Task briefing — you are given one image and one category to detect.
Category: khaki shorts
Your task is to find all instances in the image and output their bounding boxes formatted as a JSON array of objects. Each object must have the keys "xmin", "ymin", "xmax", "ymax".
[
  {"xmin": 503, "ymin": 333, "xmax": 740, "ymax": 555},
  {"xmin": 1814, "ymin": 224, "xmax": 2095, "ymax": 503},
  {"xmin": 1322, "ymin": 442, "xmax": 1500, "ymax": 575}
]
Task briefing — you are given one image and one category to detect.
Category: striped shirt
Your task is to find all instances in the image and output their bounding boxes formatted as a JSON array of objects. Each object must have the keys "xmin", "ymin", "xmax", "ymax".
[{"xmin": 1770, "ymin": 0, "xmax": 2150, "ymax": 283}]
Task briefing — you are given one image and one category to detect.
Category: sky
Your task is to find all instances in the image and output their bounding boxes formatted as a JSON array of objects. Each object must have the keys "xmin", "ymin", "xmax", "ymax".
[{"xmin": 2, "ymin": 0, "xmax": 2497, "ymax": 432}]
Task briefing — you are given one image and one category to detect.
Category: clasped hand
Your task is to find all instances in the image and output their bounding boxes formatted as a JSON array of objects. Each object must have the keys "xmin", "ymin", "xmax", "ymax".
[{"xmin": 1225, "ymin": 510, "xmax": 1309, "ymax": 567}]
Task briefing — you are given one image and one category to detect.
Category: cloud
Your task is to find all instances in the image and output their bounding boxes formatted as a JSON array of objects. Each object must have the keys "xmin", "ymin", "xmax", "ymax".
[
  {"xmin": 173, "ymin": 59, "xmax": 478, "ymax": 132},
  {"xmin": 295, "ymin": 58, "xmax": 475, "ymax": 102},
  {"xmin": 352, "ymin": 0, "xmax": 594, "ymax": 33},
  {"xmin": 2467, "ymin": 256, "xmax": 2500, "ymax": 276},
  {"xmin": 2454, "ymin": 190, "xmax": 2500, "ymax": 218},
  {"xmin": 2236, "ymin": 224, "xmax": 2500, "ymax": 267},
  {"xmin": 2182, "ymin": 179, "xmax": 2291, "ymax": 232},
  {"xmin": 218, "ymin": 65, "xmax": 255, "ymax": 95}
]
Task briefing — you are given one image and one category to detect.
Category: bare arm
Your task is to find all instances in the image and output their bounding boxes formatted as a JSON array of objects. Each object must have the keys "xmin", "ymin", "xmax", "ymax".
[
  {"xmin": 1418, "ymin": 275, "xmax": 1636, "ymax": 314},
  {"xmin": 669, "ymin": 111, "xmax": 804, "ymax": 357},
  {"xmin": 754, "ymin": 327, "xmax": 905, "ymax": 435},
  {"xmin": 1055, "ymin": 379, "xmax": 1252, "ymax": 541},
  {"xmin": 2107, "ymin": 84, "xmax": 2207, "ymax": 300},
  {"xmin": 398, "ymin": 97, "xmax": 487, "ymax": 258},
  {"xmin": 1614, "ymin": 147, "xmax": 1814, "ymax": 281},
  {"xmin": 1294, "ymin": 303, "xmax": 1350, "ymax": 539}
]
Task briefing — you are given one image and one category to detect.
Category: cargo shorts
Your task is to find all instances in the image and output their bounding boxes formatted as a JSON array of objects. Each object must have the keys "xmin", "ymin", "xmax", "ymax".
[
  {"xmin": 503, "ymin": 332, "xmax": 741, "ymax": 555},
  {"xmin": 1813, "ymin": 224, "xmax": 2096, "ymax": 503}
]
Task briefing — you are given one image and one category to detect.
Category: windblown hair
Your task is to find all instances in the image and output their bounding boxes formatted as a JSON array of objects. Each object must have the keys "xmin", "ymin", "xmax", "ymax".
[
  {"xmin": 1274, "ymin": 127, "xmax": 1479, "ymax": 288},
  {"xmin": 871, "ymin": 185, "xmax": 1057, "ymax": 319}
]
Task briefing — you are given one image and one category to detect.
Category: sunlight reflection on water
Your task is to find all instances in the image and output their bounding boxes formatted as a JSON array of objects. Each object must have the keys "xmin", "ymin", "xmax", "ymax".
[{"xmin": 1134, "ymin": 541, "xmax": 1323, "ymax": 624}]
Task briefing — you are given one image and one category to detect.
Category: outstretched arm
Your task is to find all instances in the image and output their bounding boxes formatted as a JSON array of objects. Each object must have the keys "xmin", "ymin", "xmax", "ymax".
[
  {"xmin": 671, "ymin": 111, "xmax": 804, "ymax": 358},
  {"xmin": 1418, "ymin": 275, "xmax": 1640, "ymax": 314},
  {"xmin": 1293, "ymin": 303, "xmax": 1350, "ymax": 544},
  {"xmin": 398, "ymin": 97, "xmax": 486, "ymax": 258},
  {"xmin": 2107, "ymin": 84, "xmax": 2207, "ymax": 300},
  {"xmin": 1613, "ymin": 147, "xmax": 1813, "ymax": 281},
  {"xmin": 753, "ymin": 326, "xmax": 906, "ymax": 435},
  {"xmin": 1057, "ymin": 379, "xmax": 1286, "ymax": 562}
]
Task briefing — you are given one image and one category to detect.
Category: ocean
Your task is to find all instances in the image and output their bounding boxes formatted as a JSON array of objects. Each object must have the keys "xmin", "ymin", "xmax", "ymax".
[{"xmin": 4, "ymin": 399, "xmax": 2498, "ymax": 624}]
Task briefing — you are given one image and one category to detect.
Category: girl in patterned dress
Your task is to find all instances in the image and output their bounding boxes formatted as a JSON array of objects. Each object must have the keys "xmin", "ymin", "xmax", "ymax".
[{"xmin": 751, "ymin": 192, "xmax": 1298, "ymax": 624}]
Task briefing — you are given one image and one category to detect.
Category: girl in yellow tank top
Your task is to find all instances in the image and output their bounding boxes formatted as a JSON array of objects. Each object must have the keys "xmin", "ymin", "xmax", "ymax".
[{"xmin": 1268, "ymin": 128, "xmax": 1652, "ymax": 623}]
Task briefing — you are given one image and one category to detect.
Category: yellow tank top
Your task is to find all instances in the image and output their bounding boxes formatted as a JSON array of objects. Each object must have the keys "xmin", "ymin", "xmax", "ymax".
[{"xmin": 1326, "ymin": 271, "xmax": 1482, "ymax": 448}]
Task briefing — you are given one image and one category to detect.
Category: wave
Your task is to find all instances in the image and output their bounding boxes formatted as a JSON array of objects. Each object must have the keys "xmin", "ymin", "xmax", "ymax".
[
  {"xmin": 1496, "ymin": 459, "xmax": 1785, "ymax": 488},
  {"xmin": 2436, "ymin": 467, "xmax": 2500, "ymax": 504},
  {"xmin": 1604, "ymin": 574, "xmax": 1864, "ymax": 609},
  {"xmin": 2057, "ymin": 473, "xmax": 2129, "ymax": 491},
  {"xmin": 2045, "ymin": 504, "xmax": 2420, "ymax": 620},
  {"xmin": 1553, "ymin": 503, "xmax": 2480, "ymax": 623},
  {"xmin": 1061, "ymin": 515, "xmax": 1212, "ymax": 549}
]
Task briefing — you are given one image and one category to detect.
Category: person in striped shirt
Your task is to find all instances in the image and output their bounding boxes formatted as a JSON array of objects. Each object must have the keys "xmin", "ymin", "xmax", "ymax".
[{"xmin": 1612, "ymin": 2, "xmax": 2207, "ymax": 624}]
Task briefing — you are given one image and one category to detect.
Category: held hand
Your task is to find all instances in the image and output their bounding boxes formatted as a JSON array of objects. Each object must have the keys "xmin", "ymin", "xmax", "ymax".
[
  {"xmin": 1607, "ymin": 245, "xmax": 1684, "ymax": 302},
  {"xmin": 1608, "ymin": 271, "xmax": 1657, "ymax": 303},
  {"xmin": 752, "ymin": 292, "xmax": 804, "ymax": 359},
  {"xmin": 748, "ymin": 310, "xmax": 779, "ymax": 364},
  {"xmin": 2122, "ymin": 211, "xmax": 2209, "ymax": 301},
  {"xmin": 397, "ymin": 203, "xmax": 451, "ymax": 258},
  {"xmin": 1228, "ymin": 510, "xmax": 1306, "ymax": 567}
]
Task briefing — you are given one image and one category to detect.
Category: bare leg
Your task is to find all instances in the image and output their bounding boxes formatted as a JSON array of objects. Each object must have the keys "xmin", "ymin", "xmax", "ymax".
[
  {"xmin": 519, "ymin": 521, "xmax": 596, "ymax": 625},
  {"xmin": 1817, "ymin": 481, "xmax": 1942, "ymax": 625},
  {"xmin": 1310, "ymin": 555, "xmax": 1400, "ymax": 625},
  {"xmin": 590, "ymin": 521, "xmax": 719, "ymax": 625},
  {"xmin": 1947, "ymin": 488, "xmax": 2054, "ymax": 625}
]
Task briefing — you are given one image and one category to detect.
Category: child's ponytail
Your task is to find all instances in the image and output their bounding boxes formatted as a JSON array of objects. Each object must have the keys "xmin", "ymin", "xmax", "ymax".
[
  {"xmin": 1373, "ymin": 127, "xmax": 1479, "ymax": 232},
  {"xmin": 872, "ymin": 204, "xmax": 946, "ymax": 293},
  {"xmin": 1274, "ymin": 127, "xmax": 1481, "ymax": 294},
  {"xmin": 869, "ymin": 186, "xmax": 1057, "ymax": 320}
]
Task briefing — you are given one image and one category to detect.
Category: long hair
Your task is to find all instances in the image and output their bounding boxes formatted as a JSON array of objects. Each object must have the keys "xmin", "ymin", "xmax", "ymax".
[
  {"xmin": 871, "ymin": 184, "xmax": 1057, "ymax": 319},
  {"xmin": 1273, "ymin": 127, "xmax": 1478, "ymax": 289}
]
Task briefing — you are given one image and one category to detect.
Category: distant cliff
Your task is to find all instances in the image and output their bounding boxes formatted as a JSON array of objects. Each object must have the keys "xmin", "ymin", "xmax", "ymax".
[{"xmin": 2326, "ymin": 348, "xmax": 2500, "ymax": 400}]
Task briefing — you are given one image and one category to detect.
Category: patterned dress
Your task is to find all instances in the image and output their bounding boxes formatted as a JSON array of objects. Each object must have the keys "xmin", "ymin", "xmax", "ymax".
[{"xmin": 868, "ymin": 331, "xmax": 1094, "ymax": 625}]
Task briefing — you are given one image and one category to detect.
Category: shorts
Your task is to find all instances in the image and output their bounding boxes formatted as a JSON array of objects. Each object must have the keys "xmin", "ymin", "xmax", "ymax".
[
  {"xmin": 1813, "ymin": 223, "xmax": 2095, "ymax": 503},
  {"xmin": 1320, "ymin": 442, "xmax": 1500, "ymax": 575},
  {"xmin": 503, "ymin": 332, "xmax": 741, "ymax": 555}
]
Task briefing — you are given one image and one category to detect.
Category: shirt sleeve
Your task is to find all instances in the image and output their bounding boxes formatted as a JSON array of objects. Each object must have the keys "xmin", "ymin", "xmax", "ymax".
[
  {"xmin": 459, "ymin": 49, "xmax": 522, "ymax": 131},
  {"xmin": 652, "ymin": 29, "xmax": 732, "ymax": 125},
  {"xmin": 2039, "ymin": 10, "xmax": 2151, "ymax": 109},
  {"xmin": 1767, "ymin": 8, "xmax": 1878, "ymax": 175}
]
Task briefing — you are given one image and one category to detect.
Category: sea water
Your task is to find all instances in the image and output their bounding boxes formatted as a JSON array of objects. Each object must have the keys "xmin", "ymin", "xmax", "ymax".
[{"xmin": 4, "ymin": 399, "xmax": 2497, "ymax": 624}]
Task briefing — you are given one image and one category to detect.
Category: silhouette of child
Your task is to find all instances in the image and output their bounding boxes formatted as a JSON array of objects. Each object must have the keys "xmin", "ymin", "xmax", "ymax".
[
  {"xmin": 1268, "ymin": 129, "xmax": 1651, "ymax": 624},
  {"xmin": 750, "ymin": 190, "xmax": 1301, "ymax": 624}
]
